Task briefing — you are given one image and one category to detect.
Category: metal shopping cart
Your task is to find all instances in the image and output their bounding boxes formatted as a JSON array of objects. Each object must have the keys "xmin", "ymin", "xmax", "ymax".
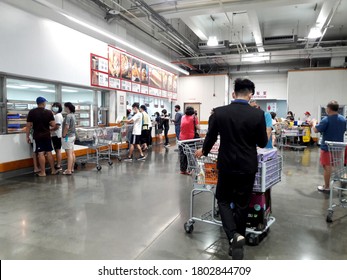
[
  {"xmin": 101, "ymin": 125, "xmax": 133, "ymax": 161},
  {"xmin": 75, "ymin": 127, "xmax": 113, "ymax": 171},
  {"xmin": 180, "ymin": 139, "xmax": 282, "ymax": 245},
  {"xmin": 325, "ymin": 141, "xmax": 347, "ymax": 223}
]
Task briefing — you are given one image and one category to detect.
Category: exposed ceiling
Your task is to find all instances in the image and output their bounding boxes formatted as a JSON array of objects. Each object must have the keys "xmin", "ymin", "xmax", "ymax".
[{"xmin": 49, "ymin": 0, "xmax": 347, "ymax": 73}]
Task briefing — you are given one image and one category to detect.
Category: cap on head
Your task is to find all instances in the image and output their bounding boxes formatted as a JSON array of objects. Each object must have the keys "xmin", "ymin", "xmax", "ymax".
[
  {"xmin": 36, "ymin": 96, "xmax": 47, "ymax": 105},
  {"xmin": 304, "ymin": 111, "xmax": 311, "ymax": 116}
]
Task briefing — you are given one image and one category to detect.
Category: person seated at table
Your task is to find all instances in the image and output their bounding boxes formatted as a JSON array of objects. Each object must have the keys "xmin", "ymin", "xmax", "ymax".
[
  {"xmin": 286, "ymin": 111, "xmax": 295, "ymax": 121},
  {"xmin": 303, "ymin": 111, "xmax": 311, "ymax": 124}
]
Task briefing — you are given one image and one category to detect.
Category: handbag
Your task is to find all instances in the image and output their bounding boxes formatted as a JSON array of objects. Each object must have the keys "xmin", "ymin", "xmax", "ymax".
[{"xmin": 193, "ymin": 115, "xmax": 200, "ymax": 138}]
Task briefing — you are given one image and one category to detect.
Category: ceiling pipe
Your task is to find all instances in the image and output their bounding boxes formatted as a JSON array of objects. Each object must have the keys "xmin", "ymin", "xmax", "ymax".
[{"xmin": 127, "ymin": 0, "xmax": 200, "ymax": 56}]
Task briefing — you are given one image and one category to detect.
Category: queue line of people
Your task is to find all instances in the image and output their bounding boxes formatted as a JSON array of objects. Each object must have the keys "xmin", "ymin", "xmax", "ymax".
[{"xmin": 26, "ymin": 97, "xmax": 76, "ymax": 176}]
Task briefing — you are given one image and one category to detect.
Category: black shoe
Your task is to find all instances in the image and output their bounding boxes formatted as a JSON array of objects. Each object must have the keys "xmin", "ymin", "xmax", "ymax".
[{"xmin": 230, "ymin": 233, "xmax": 245, "ymax": 260}]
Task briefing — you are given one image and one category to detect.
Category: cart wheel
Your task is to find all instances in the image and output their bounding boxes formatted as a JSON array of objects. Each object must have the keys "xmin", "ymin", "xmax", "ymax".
[
  {"xmin": 326, "ymin": 211, "xmax": 333, "ymax": 223},
  {"xmin": 74, "ymin": 163, "xmax": 78, "ymax": 169},
  {"xmin": 184, "ymin": 222, "xmax": 194, "ymax": 234},
  {"xmin": 118, "ymin": 157, "xmax": 122, "ymax": 162},
  {"xmin": 81, "ymin": 162, "xmax": 86, "ymax": 167},
  {"xmin": 108, "ymin": 161, "xmax": 113, "ymax": 166},
  {"xmin": 96, "ymin": 165, "xmax": 102, "ymax": 171},
  {"xmin": 214, "ymin": 208, "xmax": 220, "ymax": 217},
  {"xmin": 246, "ymin": 233, "xmax": 259, "ymax": 246}
]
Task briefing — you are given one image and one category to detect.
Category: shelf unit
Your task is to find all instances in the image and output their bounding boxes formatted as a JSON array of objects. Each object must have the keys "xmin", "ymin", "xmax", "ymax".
[{"xmin": 6, "ymin": 101, "xmax": 93, "ymax": 133}]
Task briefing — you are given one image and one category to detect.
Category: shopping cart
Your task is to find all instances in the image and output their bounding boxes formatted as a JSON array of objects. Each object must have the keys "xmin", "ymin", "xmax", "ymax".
[
  {"xmin": 101, "ymin": 125, "xmax": 133, "ymax": 161},
  {"xmin": 180, "ymin": 139, "xmax": 282, "ymax": 246},
  {"xmin": 75, "ymin": 127, "xmax": 113, "ymax": 171},
  {"xmin": 325, "ymin": 141, "xmax": 347, "ymax": 223}
]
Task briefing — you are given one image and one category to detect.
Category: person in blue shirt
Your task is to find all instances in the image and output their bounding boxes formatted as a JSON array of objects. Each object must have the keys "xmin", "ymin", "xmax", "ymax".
[
  {"xmin": 311, "ymin": 100, "xmax": 346, "ymax": 193},
  {"xmin": 250, "ymin": 100, "xmax": 273, "ymax": 148}
]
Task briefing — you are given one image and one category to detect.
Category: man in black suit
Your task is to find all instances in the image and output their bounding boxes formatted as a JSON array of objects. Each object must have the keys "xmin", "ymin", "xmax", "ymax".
[{"xmin": 196, "ymin": 78, "xmax": 268, "ymax": 260}]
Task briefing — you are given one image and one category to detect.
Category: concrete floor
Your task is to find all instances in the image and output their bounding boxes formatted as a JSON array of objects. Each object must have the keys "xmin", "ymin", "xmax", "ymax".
[{"xmin": 0, "ymin": 145, "xmax": 347, "ymax": 260}]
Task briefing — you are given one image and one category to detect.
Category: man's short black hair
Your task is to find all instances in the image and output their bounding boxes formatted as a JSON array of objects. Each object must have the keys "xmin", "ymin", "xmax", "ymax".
[
  {"xmin": 185, "ymin": 106, "xmax": 195, "ymax": 116},
  {"xmin": 162, "ymin": 109, "xmax": 167, "ymax": 115},
  {"xmin": 132, "ymin": 102, "xmax": 140, "ymax": 109},
  {"xmin": 234, "ymin": 78, "xmax": 255, "ymax": 96},
  {"xmin": 52, "ymin": 102, "xmax": 62, "ymax": 113},
  {"xmin": 140, "ymin": 105, "xmax": 147, "ymax": 111},
  {"xmin": 327, "ymin": 100, "xmax": 339, "ymax": 112},
  {"xmin": 64, "ymin": 102, "xmax": 75, "ymax": 113},
  {"xmin": 175, "ymin": 105, "xmax": 180, "ymax": 110}
]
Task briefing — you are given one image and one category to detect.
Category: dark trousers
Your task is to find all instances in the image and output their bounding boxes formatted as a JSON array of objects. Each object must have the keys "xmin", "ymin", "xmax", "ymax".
[
  {"xmin": 179, "ymin": 145, "xmax": 187, "ymax": 172},
  {"xmin": 216, "ymin": 171, "xmax": 256, "ymax": 240},
  {"xmin": 148, "ymin": 127, "xmax": 153, "ymax": 146},
  {"xmin": 164, "ymin": 127, "xmax": 169, "ymax": 145}
]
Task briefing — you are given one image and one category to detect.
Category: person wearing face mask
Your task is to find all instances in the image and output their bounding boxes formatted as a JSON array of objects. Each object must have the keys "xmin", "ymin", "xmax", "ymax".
[
  {"xmin": 50, "ymin": 102, "xmax": 63, "ymax": 171},
  {"xmin": 62, "ymin": 102, "xmax": 77, "ymax": 175},
  {"xmin": 26, "ymin": 97, "xmax": 58, "ymax": 177}
]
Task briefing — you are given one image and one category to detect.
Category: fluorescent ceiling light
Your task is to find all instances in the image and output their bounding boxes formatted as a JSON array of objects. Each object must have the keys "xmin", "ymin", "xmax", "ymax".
[
  {"xmin": 6, "ymin": 85, "xmax": 29, "ymax": 89},
  {"xmin": 22, "ymin": 84, "xmax": 47, "ymax": 89},
  {"xmin": 60, "ymin": 13, "xmax": 189, "ymax": 75},
  {"xmin": 62, "ymin": 89, "xmax": 78, "ymax": 92},
  {"xmin": 40, "ymin": 89, "xmax": 55, "ymax": 93},
  {"xmin": 308, "ymin": 27, "xmax": 322, "ymax": 39},
  {"xmin": 207, "ymin": 36, "xmax": 218, "ymax": 47}
]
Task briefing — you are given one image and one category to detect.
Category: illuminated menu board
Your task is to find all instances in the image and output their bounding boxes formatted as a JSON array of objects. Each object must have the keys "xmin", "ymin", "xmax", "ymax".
[{"xmin": 91, "ymin": 45, "xmax": 178, "ymax": 100}]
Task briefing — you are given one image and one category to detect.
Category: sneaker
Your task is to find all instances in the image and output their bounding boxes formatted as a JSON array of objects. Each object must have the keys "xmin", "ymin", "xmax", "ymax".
[
  {"xmin": 137, "ymin": 155, "xmax": 146, "ymax": 161},
  {"xmin": 123, "ymin": 157, "xmax": 133, "ymax": 162},
  {"xmin": 180, "ymin": 171, "xmax": 188, "ymax": 175},
  {"xmin": 229, "ymin": 233, "xmax": 245, "ymax": 260},
  {"xmin": 317, "ymin": 185, "xmax": 330, "ymax": 193},
  {"xmin": 165, "ymin": 144, "xmax": 171, "ymax": 148}
]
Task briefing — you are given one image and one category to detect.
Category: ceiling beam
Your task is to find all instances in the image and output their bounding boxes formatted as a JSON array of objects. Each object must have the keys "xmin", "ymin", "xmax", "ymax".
[
  {"xmin": 306, "ymin": 0, "xmax": 341, "ymax": 48},
  {"xmin": 181, "ymin": 17, "xmax": 208, "ymax": 41},
  {"xmin": 247, "ymin": 10, "xmax": 264, "ymax": 53},
  {"xmin": 159, "ymin": 0, "xmax": 319, "ymax": 19}
]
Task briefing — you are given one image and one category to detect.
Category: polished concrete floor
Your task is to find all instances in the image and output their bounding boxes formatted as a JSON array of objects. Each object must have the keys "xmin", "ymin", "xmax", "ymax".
[{"xmin": 0, "ymin": 144, "xmax": 347, "ymax": 260}]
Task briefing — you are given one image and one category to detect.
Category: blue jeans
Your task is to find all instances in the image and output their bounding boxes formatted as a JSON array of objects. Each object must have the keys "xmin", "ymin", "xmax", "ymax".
[{"xmin": 175, "ymin": 125, "xmax": 180, "ymax": 140}]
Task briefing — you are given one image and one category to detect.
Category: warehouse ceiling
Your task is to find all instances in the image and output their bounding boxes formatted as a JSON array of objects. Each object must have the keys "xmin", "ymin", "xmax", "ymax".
[{"xmin": 38, "ymin": 0, "xmax": 347, "ymax": 73}]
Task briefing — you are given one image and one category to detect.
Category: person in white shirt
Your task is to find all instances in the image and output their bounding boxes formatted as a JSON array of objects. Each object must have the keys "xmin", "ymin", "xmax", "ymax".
[
  {"xmin": 50, "ymin": 102, "xmax": 63, "ymax": 171},
  {"xmin": 123, "ymin": 103, "xmax": 146, "ymax": 161},
  {"xmin": 140, "ymin": 105, "xmax": 151, "ymax": 151}
]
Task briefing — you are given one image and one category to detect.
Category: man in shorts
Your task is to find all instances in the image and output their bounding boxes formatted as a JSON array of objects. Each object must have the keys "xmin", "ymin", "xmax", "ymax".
[
  {"xmin": 311, "ymin": 100, "xmax": 346, "ymax": 193},
  {"xmin": 26, "ymin": 97, "xmax": 58, "ymax": 177},
  {"xmin": 123, "ymin": 103, "xmax": 146, "ymax": 161}
]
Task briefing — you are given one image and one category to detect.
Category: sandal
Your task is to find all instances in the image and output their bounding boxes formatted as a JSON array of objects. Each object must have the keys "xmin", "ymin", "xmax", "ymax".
[
  {"xmin": 63, "ymin": 170, "xmax": 72, "ymax": 175},
  {"xmin": 51, "ymin": 170, "xmax": 60, "ymax": 175},
  {"xmin": 35, "ymin": 173, "xmax": 46, "ymax": 177},
  {"xmin": 317, "ymin": 185, "xmax": 330, "ymax": 193}
]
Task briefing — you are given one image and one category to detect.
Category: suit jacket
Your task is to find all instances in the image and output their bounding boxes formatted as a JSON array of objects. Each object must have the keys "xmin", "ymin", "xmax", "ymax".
[{"xmin": 202, "ymin": 100, "xmax": 268, "ymax": 174}]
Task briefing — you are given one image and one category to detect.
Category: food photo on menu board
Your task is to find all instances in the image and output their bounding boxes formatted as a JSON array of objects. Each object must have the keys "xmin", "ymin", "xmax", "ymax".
[
  {"xmin": 173, "ymin": 75, "xmax": 177, "ymax": 92},
  {"xmin": 121, "ymin": 53, "xmax": 132, "ymax": 80},
  {"xmin": 131, "ymin": 59, "xmax": 141, "ymax": 83},
  {"xmin": 109, "ymin": 48, "xmax": 121, "ymax": 78},
  {"xmin": 149, "ymin": 66, "xmax": 162, "ymax": 88},
  {"xmin": 162, "ymin": 71, "xmax": 168, "ymax": 91},
  {"xmin": 140, "ymin": 63, "xmax": 149, "ymax": 84},
  {"xmin": 167, "ymin": 74, "xmax": 173, "ymax": 92}
]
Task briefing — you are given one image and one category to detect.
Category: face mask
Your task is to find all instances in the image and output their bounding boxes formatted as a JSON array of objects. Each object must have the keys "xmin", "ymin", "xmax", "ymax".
[{"xmin": 52, "ymin": 107, "xmax": 59, "ymax": 113}]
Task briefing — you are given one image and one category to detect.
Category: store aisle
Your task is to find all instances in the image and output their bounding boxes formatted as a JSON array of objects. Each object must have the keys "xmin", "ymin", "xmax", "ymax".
[{"xmin": 0, "ymin": 146, "xmax": 347, "ymax": 260}]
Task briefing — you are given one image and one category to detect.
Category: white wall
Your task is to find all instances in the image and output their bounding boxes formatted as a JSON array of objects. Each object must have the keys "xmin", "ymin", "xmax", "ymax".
[
  {"xmin": 231, "ymin": 73, "xmax": 288, "ymax": 100},
  {"xmin": 287, "ymin": 69, "xmax": 347, "ymax": 121},
  {"xmin": 0, "ymin": 2, "xmax": 108, "ymax": 86},
  {"xmin": 177, "ymin": 75, "xmax": 228, "ymax": 122}
]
